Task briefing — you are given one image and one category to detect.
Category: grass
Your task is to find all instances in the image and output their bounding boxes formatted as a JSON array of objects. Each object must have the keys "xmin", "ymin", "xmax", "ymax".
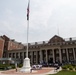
[{"xmin": 48, "ymin": 70, "xmax": 76, "ymax": 75}]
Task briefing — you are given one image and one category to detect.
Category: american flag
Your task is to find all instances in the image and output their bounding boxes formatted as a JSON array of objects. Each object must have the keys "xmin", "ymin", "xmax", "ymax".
[{"xmin": 27, "ymin": 1, "xmax": 29, "ymax": 20}]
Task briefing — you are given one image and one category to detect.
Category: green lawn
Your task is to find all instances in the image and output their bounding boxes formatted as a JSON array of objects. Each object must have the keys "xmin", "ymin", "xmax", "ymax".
[{"xmin": 48, "ymin": 70, "xmax": 76, "ymax": 75}]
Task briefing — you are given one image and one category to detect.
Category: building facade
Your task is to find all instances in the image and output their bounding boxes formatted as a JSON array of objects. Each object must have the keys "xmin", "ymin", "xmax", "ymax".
[
  {"xmin": 0, "ymin": 35, "xmax": 24, "ymax": 58},
  {"xmin": 7, "ymin": 35, "xmax": 76, "ymax": 65},
  {"xmin": 0, "ymin": 37, "xmax": 4, "ymax": 58}
]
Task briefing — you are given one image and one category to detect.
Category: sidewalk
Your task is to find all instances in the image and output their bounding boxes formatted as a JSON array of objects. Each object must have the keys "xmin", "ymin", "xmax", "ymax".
[{"xmin": 0, "ymin": 67, "xmax": 61, "ymax": 75}]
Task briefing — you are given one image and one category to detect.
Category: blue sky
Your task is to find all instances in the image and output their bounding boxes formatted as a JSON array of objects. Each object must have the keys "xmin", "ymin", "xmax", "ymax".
[{"xmin": 0, "ymin": 0, "xmax": 76, "ymax": 43}]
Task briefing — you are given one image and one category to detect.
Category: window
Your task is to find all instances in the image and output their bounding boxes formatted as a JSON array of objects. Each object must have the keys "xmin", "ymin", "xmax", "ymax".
[{"xmin": 9, "ymin": 53, "xmax": 11, "ymax": 57}]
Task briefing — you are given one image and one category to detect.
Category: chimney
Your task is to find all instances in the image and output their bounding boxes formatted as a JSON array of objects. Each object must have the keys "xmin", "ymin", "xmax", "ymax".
[
  {"xmin": 43, "ymin": 41, "xmax": 45, "ymax": 44},
  {"xmin": 35, "ymin": 42, "xmax": 37, "ymax": 45},
  {"xmin": 69, "ymin": 38, "xmax": 72, "ymax": 41}
]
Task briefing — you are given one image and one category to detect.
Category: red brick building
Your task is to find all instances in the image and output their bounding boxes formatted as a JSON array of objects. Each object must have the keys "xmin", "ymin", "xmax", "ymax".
[
  {"xmin": 1, "ymin": 35, "xmax": 24, "ymax": 58},
  {"xmin": 0, "ymin": 37, "xmax": 4, "ymax": 58}
]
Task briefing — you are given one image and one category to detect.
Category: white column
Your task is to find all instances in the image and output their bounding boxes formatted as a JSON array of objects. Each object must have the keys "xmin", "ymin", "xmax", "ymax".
[
  {"xmin": 31, "ymin": 51, "xmax": 33, "ymax": 65},
  {"xmin": 36, "ymin": 51, "xmax": 38, "ymax": 64},
  {"xmin": 52, "ymin": 49, "xmax": 55, "ymax": 63},
  {"xmin": 73, "ymin": 48, "xmax": 75, "ymax": 61},
  {"xmin": 40, "ymin": 50, "xmax": 42, "ymax": 62},
  {"xmin": 59, "ymin": 48, "xmax": 62, "ymax": 63},
  {"xmin": 66, "ymin": 48, "xmax": 69, "ymax": 62},
  {"xmin": 46, "ymin": 50, "xmax": 48, "ymax": 63}
]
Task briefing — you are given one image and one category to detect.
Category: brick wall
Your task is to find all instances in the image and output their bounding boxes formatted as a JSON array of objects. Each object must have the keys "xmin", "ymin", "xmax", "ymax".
[
  {"xmin": 8, "ymin": 41, "xmax": 24, "ymax": 50},
  {"xmin": 0, "ymin": 38, "xmax": 4, "ymax": 58}
]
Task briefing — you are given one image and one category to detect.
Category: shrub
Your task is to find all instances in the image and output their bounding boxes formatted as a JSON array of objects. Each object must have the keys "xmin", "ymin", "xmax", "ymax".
[
  {"xmin": 67, "ymin": 64, "xmax": 72, "ymax": 68},
  {"xmin": 0, "ymin": 64, "xmax": 16, "ymax": 70},
  {"xmin": 62, "ymin": 64, "xmax": 74, "ymax": 70},
  {"xmin": 0, "ymin": 64, "xmax": 11, "ymax": 70},
  {"xmin": 18, "ymin": 64, "xmax": 23, "ymax": 68},
  {"xmin": 11, "ymin": 64, "xmax": 15, "ymax": 69},
  {"xmin": 75, "ymin": 67, "xmax": 76, "ymax": 70},
  {"xmin": 69, "ymin": 66, "xmax": 73, "ymax": 70},
  {"xmin": 62, "ymin": 65, "xmax": 67, "ymax": 70}
]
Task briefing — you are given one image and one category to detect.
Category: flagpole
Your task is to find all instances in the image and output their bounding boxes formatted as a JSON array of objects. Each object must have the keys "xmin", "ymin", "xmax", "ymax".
[
  {"xmin": 26, "ymin": 0, "xmax": 30, "ymax": 58},
  {"xmin": 20, "ymin": 0, "xmax": 31, "ymax": 72},
  {"xmin": 26, "ymin": 20, "xmax": 29, "ymax": 58}
]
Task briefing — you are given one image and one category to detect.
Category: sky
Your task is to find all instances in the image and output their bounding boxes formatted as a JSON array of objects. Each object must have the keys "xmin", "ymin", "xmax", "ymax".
[{"xmin": 0, "ymin": 0, "xmax": 76, "ymax": 43}]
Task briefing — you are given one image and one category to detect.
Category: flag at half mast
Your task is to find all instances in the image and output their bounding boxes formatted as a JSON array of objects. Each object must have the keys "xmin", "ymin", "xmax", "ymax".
[{"xmin": 27, "ymin": 1, "xmax": 29, "ymax": 20}]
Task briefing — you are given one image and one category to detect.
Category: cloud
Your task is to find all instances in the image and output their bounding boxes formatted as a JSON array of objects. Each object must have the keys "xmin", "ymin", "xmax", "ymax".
[{"xmin": 0, "ymin": 0, "xmax": 76, "ymax": 43}]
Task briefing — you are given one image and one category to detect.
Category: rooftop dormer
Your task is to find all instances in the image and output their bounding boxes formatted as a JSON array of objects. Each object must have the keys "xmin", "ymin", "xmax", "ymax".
[{"xmin": 48, "ymin": 35, "xmax": 65, "ymax": 43}]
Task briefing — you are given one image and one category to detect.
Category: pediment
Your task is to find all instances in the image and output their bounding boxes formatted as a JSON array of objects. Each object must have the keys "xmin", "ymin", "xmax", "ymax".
[{"xmin": 48, "ymin": 35, "xmax": 65, "ymax": 43}]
